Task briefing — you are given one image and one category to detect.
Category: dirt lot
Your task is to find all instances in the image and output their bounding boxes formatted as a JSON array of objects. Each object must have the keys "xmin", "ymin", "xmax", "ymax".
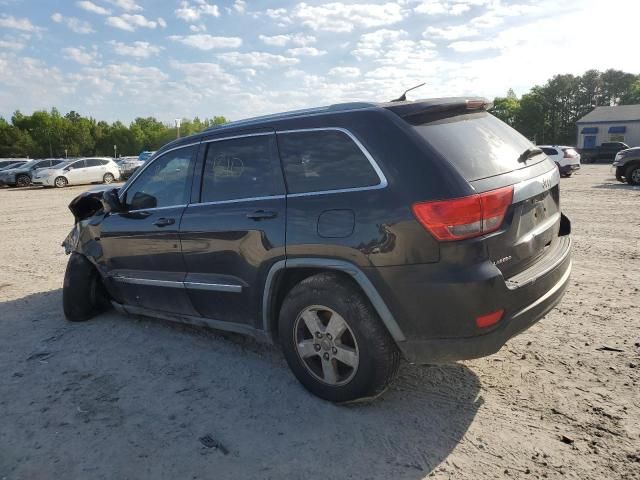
[{"xmin": 0, "ymin": 165, "xmax": 638, "ymax": 480}]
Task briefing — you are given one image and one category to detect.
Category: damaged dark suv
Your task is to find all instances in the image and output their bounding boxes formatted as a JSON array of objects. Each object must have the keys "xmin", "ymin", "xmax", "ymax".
[{"xmin": 62, "ymin": 98, "xmax": 572, "ymax": 402}]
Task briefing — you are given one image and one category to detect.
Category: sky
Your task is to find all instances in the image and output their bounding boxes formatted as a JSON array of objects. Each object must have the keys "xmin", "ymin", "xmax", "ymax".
[{"xmin": 0, "ymin": 0, "xmax": 638, "ymax": 123}]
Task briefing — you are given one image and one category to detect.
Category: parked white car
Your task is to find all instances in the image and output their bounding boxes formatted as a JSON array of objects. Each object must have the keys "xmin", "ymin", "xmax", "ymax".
[
  {"xmin": 32, "ymin": 157, "xmax": 120, "ymax": 188},
  {"xmin": 539, "ymin": 145, "xmax": 581, "ymax": 177}
]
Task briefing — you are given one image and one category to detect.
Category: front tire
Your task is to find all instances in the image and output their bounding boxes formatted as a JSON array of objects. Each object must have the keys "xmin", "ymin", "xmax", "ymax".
[
  {"xmin": 63, "ymin": 253, "xmax": 110, "ymax": 322},
  {"xmin": 626, "ymin": 164, "xmax": 640, "ymax": 186},
  {"xmin": 278, "ymin": 273, "xmax": 401, "ymax": 403},
  {"xmin": 103, "ymin": 172, "xmax": 115, "ymax": 184},
  {"xmin": 54, "ymin": 176, "xmax": 68, "ymax": 188}
]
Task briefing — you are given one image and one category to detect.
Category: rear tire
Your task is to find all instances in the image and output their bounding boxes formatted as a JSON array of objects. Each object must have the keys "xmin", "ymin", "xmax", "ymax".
[
  {"xmin": 278, "ymin": 272, "xmax": 401, "ymax": 403},
  {"xmin": 63, "ymin": 253, "xmax": 110, "ymax": 322},
  {"xmin": 103, "ymin": 172, "xmax": 115, "ymax": 184},
  {"xmin": 16, "ymin": 174, "xmax": 30, "ymax": 187},
  {"xmin": 626, "ymin": 164, "xmax": 640, "ymax": 186},
  {"xmin": 54, "ymin": 176, "xmax": 68, "ymax": 188}
]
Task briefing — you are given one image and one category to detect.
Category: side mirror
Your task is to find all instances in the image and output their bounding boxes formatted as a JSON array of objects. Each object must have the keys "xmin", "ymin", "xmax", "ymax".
[
  {"xmin": 129, "ymin": 191, "xmax": 157, "ymax": 210},
  {"xmin": 102, "ymin": 188, "xmax": 124, "ymax": 213},
  {"xmin": 64, "ymin": 167, "xmax": 70, "ymax": 172}
]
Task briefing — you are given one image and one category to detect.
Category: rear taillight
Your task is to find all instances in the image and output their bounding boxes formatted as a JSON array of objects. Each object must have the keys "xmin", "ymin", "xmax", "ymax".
[
  {"xmin": 412, "ymin": 186, "xmax": 513, "ymax": 241},
  {"xmin": 563, "ymin": 148, "xmax": 578, "ymax": 158}
]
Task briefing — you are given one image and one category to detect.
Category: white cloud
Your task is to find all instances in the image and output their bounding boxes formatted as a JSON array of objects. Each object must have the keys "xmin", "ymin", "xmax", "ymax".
[
  {"xmin": 287, "ymin": 47, "xmax": 327, "ymax": 57},
  {"xmin": 0, "ymin": 14, "xmax": 42, "ymax": 32},
  {"xmin": 259, "ymin": 33, "xmax": 316, "ymax": 47},
  {"xmin": 413, "ymin": 0, "xmax": 489, "ymax": 15},
  {"xmin": 170, "ymin": 60, "xmax": 238, "ymax": 89},
  {"xmin": 328, "ymin": 66, "xmax": 361, "ymax": 78},
  {"xmin": 448, "ymin": 39, "xmax": 495, "ymax": 52},
  {"xmin": 424, "ymin": 24, "xmax": 478, "ymax": 40},
  {"xmin": 218, "ymin": 51, "xmax": 299, "ymax": 68},
  {"xmin": 169, "ymin": 34, "xmax": 242, "ymax": 50},
  {"xmin": 352, "ymin": 29, "xmax": 407, "ymax": 58},
  {"xmin": 63, "ymin": 46, "xmax": 98, "ymax": 65},
  {"xmin": 106, "ymin": 14, "xmax": 165, "ymax": 31},
  {"xmin": 175, "ymin": 0, "xmax": 220, "ymax": 22},
  {"xmin": 105, "ymin": 0, "xmax": 142, "ymax": 12},
  {"xmin": 76, "ymin": 1, "xmax": 111, "ymax": 15},
  {"xmin": 291, "ymin": 2, "xmax": 405, "ymax": 32},
  {"xmin": 189, "ymin": 24, "xmax": 206, "ymax": 32},
  {"xmin": 51, "ymin": 12, "xmax": 95, "ymax": 34},
  {"xmin": 0, "ymin": 39, "xmax": 26, "ymax": 51},
  {"xmin": 233, "ymin": 0, "xmax": 246, "ymax": 14},
  {"xmin": 110, "ymin": 40, "xmax": 163, "ymax": 58}
]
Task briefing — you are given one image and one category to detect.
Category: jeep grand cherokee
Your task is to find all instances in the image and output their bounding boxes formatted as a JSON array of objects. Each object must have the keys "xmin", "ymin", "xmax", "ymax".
[{"xmin": 62, "ymin": 98, "xmax": 572, "ymax": 402}]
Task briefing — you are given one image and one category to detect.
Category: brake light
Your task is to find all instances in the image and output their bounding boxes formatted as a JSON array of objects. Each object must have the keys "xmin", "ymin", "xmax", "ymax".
[
  {"xmin": 412, "ymin": 186, "xmax": 513, "ymax": 241},
  {"xmin": 476, "ymin": 309, "xmax": 504, "ymax": 328},
  {"xmin": 563, "ymin": 148, "xmax": 578, "ymax": 158}
]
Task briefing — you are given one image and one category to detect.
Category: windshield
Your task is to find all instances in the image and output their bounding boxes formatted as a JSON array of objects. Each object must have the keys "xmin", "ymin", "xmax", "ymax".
[{"xmin": 413, "ymin": 112, "xmax": 547, "ymax": 181}]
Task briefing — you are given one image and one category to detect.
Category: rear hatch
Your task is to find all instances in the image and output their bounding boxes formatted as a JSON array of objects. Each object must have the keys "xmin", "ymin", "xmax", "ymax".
[{"xmin": 405, "ymin": 106, "xmax": 561, "ymax": 278}]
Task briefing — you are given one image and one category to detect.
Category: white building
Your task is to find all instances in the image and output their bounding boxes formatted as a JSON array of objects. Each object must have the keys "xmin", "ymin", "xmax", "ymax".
[{"xmin": 576, "ymin": 104, "xmax": 640, "ymax": 148}]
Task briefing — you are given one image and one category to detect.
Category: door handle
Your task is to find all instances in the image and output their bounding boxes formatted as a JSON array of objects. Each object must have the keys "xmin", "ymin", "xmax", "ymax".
[
  {"xmin": 153, "ymin": 217, "xmax": 175, "ymax": 227},
  {"xmin": 246, "ymin": 210, "xmax": 277, "ymax": 220}
]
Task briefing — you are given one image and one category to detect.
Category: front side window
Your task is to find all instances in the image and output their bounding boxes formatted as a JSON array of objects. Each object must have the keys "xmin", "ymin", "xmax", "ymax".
[
  {"xmin": 66, "ymin": 160, "xmax": 85, "ymax": 170},
  {"xmin": 201, "ymin": 134, "xmax": 284, "ymax": 203},
  {"xmin": 277, "ymin": 130, "xmax": 380, "ymax": 194},
  {"xmin": 124, "ymin": 145, "xmax": 197, "ymax": 210}
]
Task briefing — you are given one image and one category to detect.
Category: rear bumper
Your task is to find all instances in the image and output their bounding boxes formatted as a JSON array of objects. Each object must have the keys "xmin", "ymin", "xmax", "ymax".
[
  {"xmin": 399, "ymin": 257, "xmax": 571, "ymax": 363},
  {"xmin": 367, "ymin": 231, "xmax": 572, "ymax": 364}
]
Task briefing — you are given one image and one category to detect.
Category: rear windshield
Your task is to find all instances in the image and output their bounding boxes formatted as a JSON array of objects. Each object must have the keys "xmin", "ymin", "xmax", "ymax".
[{"xmin": 414, "ymin": 112, "xmax": 545, "ymax": 181}]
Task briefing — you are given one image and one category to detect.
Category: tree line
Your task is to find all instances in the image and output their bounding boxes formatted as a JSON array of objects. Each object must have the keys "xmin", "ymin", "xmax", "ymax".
[
  {"xmin": 491, "ymin": 69, "xmax": 640, "ymax": 146},
  {"xmin": 0, "ymin": 109, "xmax": 227, "ymax": 158}
]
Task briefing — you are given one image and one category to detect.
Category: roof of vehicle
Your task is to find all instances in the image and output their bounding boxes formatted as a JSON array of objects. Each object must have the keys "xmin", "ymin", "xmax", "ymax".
[
  {"xmin": 204, "ymin": 97, "xmax": 490, "ymax": 134},
  {"xmin": 576, "ymin": 104, "xmax": 640, "ymax": 124},
  {"xmin": 153, "ymin": 97, "xmax": 490, "ymax": 156}
]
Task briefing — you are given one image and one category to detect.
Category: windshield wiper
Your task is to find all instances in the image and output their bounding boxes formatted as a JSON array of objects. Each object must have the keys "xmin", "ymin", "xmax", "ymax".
[{"xmin": 518, "ymin": 147, "xmax": 543, "ymax": 163}]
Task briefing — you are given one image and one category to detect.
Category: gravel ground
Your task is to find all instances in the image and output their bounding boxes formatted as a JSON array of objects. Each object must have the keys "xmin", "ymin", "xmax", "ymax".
[{"xmin": 0, "ymin": 165, "xmax": 638, "ymax": 480}]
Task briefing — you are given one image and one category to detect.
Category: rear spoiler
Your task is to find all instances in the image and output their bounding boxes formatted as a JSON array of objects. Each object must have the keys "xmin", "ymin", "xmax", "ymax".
[{"xmin": 382, "ymin": 97, "xmax": 493, "ymax": 125}]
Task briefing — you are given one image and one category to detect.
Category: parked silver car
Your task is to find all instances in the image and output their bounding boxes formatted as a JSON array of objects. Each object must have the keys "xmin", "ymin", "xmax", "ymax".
[{"xmin": 32, "ymin": 157, "xmax": 120, "ymax": 188}]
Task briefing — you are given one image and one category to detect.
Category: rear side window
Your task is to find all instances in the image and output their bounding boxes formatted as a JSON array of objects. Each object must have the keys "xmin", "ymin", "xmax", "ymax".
[
  {"xmin": 85, "ymin": 159, "xmax": 103, "ymax": 167},
  {"xmin": 541, "ymin": 147, "xmax": 557, "ymax": 156},
  {"xmin": 277, "ymin": 130, "xmax": 380, "ymax": 194},
  {"xmin": 414, "ymin": 113, "xmax": 544, "ymax": 181},
  {"xmin": 201, "ymin": 134, "xmax": 284, "ymax": 203}
]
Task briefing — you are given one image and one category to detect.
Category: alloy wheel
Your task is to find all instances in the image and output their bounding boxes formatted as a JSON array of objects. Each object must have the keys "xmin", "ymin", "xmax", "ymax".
[{"xmin": 293, "ymin": 305, "xmax": 359, "ymax": 386}]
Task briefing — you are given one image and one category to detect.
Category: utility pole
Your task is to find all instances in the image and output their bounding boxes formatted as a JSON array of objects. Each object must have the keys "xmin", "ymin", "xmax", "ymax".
[
  {"xmin": 113, "ymin": 144, "xmax": 117, "ymax": 159},
  {"xmin": 175, "ymin": 119, "xmax": 181, "ymax": 139}
]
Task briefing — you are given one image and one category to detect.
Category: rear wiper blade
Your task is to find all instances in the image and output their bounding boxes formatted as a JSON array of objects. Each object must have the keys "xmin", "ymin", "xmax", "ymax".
[{"xmin": 518, "ymin": 147, "xmax": 543, "ymax": 163}]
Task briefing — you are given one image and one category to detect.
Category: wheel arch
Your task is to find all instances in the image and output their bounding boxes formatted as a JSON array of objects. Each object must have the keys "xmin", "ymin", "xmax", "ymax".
[{"xmin": 263, "ymin": 258, "xmax": 406, "ymax": 344}]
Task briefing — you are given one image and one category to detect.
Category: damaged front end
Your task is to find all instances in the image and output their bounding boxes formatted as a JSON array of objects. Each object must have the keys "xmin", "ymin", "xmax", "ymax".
[{"xmin": 62, "ymin": 187, "xmax": 122, "ymax": 257}]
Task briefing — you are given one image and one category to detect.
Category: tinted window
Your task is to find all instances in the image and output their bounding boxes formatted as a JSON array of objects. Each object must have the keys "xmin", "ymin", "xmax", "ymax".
[
  {"xmin": 414, "ymin": 112, "xmax": 545, "ymax": 181},
  {"xmin": 541, "ymin": 147, "xmax": 557, "ymax": 156},
  {"xmin": 85, "ymin": 159, "xmax": 104, "ymax": 167},
  {"xmin": 201, "ymin": 134, "xmax": 284, "ymax": 203},
  {"xmin": 278, "ymin": 130, "xmax": 380, "ymax": 194},
  {"xmin": 52, "ymin": 159, "xmax": 64, "ymax": 166},
  {"xmin": 125, "ymin": 146, "xmax": 196, "ymax": 210}
]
